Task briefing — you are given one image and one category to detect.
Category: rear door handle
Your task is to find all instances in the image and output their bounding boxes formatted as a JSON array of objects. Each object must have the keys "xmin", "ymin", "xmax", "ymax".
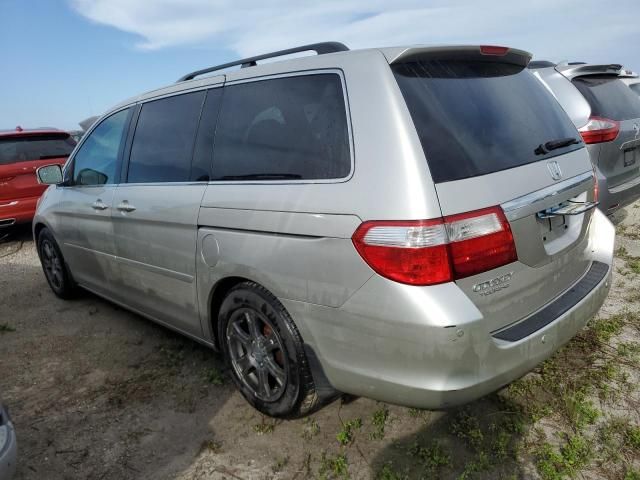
[
  {"xmin": 91, "ymin": 200, "xmax": 109, "ymax": 211},
  {"xmin": 117, "ymin": 201, "xmax": 136, "ymax": 213}
]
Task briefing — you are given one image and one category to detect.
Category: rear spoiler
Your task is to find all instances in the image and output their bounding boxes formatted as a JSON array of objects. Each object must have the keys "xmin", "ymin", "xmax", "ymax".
[
  {"xmin": 556, "ymin": 63, "xmax": 624, "ymax": 79},
  {"xmin": 384, "ymin": 45, "xmax": 532, "ymax": 68}
]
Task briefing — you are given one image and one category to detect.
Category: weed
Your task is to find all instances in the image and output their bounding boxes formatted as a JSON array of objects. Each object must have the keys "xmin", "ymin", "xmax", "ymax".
[
  {"xmin": 319, "ymin": 452, "xmax": 349, "ymax": 479},
  {"xmin": 377, "ymin": 462, "xmax": 408, "ymax": 480},
  {"xmin": 626, "ymin": 468, "xmax": 640, "ymax": 480},
  {"xmin": 406, "ymin": 440, "xmax": 451, "ymax": 472},
  {"xmin": 449, "ymin": 409, "xmax": 484, "ymax": 451},
  {"xmin": 336, "ymin": 418, "xmax": 362, "ymax": 445},
  {"xmin": 253, "ymin": 417, "xmax": 275, "ymax": 435},
  {"xmin": 199, "ymin": 439, "xmax": 222, "ymax": 454},
  {"xmin": 302, "ymin": 417, "xmax": 320, "ymax": 440},
  {"xmin": 626, "ymin": 425, "xmax": 640, "ymax": 450},
  {"xmin": 535, "ymin": 435, "xmax": 592, "ymax": 480},
  {"xmin": 204, "ymin": 366, "xmax": 225, "ymax": 385},
  {"xmin": 271, "ymin": 455, "xmax": 289, "ymax": 473},
  {"xmin": 370, "ymin": 405, "xmax": 389, "ymax": 440},
  {"xmin": 0, "ymin": 323, "xmax": 15, "ymax": 333},
  {"xmin": 562, "ymin": 390, "xmax": 600, "ymax": 429}
]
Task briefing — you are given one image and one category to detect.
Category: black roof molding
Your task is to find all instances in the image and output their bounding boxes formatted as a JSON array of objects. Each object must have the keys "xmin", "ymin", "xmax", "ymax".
[{"xmin": 177, "ymin": 42, "xmax": 349, "ymax": 82}]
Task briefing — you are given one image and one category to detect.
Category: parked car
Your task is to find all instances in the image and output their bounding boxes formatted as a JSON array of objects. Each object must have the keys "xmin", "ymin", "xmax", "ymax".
[
  {"xmin": 529, "ymin": 62, "xmax": 640, "ymax": 214},
  {"xmin": 620, "ymin": 70, "xmax": 640, "ymax": 98},
  {"xmin": 0, "ymin": 400, "xmax": 17, "ymax": 480},
  {"xmin": 0, "ymin": 127, "xmax": 75, "ymax": 229},
  {"xmin": 34, "ymin": 43, "xmax": 614, "ymax": 417}
]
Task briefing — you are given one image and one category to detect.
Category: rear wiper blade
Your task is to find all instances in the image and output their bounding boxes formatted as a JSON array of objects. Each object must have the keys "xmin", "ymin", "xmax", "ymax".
[
  {"xmin": 214, "ymin": 173, "xmax": 302, "ymax": 180},
  {"xmin": 535, "ymin": 137, "xmax": 581, "ymax": 155}
]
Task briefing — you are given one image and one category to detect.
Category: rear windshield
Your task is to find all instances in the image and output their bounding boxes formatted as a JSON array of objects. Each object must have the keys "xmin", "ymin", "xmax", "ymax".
[
  {"xmin": 572, "ymin": 75, "xmax": 640, "ymax": 121},
  {"xmin": 0, "ymin": 134, "xmax": 76, "ymax": 165},
  {"xmin": 393, "ymin": 61, "xmax": 582, "ymax": 183}
]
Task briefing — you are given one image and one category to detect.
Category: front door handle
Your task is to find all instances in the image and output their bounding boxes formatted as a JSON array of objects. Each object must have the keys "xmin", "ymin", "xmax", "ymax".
[
  {"xmin": 91, "ymin": 199, "xmax": 109, "ymax": 211},
  {"xmin": 117, "ymin": 201, "xmax": 136, "ymax": 213}
]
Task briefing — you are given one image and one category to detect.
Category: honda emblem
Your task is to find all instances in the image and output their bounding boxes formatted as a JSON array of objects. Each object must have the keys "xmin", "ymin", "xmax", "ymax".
[{"xmin": 547, "ymin": 161, "xmax": 563, "ymax": 181}]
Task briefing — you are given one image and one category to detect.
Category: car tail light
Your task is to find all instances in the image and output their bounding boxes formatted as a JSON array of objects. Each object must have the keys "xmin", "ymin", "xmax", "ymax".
[
  {"xmin": 352, "ymin": 206, "xmax": 517, "ymax": 286},
  {"xmin": 578, "ymin": 116, "xmax": 620, "ymax": 144},
  {"xmin": 480, "ymin": 45, "xmax": 509, "ymax": 56}
]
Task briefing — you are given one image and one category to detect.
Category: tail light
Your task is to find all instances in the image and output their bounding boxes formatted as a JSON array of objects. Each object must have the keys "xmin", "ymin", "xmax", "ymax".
[
  {"xmin": 578, "ymin": 116, "xmax": 620, "ymax": 144},
  {"xmin": 352, "ymin": 206, "xmax": 517, "ymax": 286}
]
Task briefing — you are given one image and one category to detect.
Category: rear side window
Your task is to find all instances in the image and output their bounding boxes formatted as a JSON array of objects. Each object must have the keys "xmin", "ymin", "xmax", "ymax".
[
  {"xmin": 572, "ymin": 76, "xmax": 640, "ymax": 121},
  {"xmin": 0, "ymin": 134, "xmax": 75, "ymax": 165},
  {"xmin": 630, "ymin": 84, "xmax": 640, "ymax": 97},
  {"xmin": 212, "ymin": 74, "xmax": 350, "ymax": 181},
  {"xmin": 393, "ymin": 61, "xmax": 582, "ymax": 183},
  {"xmin": 128, "ymin": 91, "xmax": 205, "ymax": 183}
]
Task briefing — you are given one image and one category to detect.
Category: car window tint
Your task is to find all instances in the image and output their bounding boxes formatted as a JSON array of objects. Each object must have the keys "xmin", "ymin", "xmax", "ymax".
[
  {"xmin": 212, "ymin": 74, "xmax": 350, "ymax": 181},
  {"xmin": 393, "ymin": 61, "xmax": 582, "ymax": 183},
  {"xmin": 73, "ymin": 109, "xmax": 130, "ymax": 186},
  {"xmin": 128, "ymin": 91, "xmax": 205, "ymax": 183},
  {"xmin": 0, "ymin": 134, "xmax": 76, "ymax": 165},
  {"xmin": 572, "ymin": 76, "xmax": 640, "ymax": 121},
  {"xmin": 191, "ymin": 88, "xmax": 223, "ymax": 182},
  {"xmin": 628, "ymin": 83, "xmax": 640, "ymax": 98}
]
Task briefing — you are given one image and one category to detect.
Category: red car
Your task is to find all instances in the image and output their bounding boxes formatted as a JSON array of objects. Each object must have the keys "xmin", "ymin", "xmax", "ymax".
[{"xmin": 0, "ymin": 127, "xmax": 76, "ymax": 228}]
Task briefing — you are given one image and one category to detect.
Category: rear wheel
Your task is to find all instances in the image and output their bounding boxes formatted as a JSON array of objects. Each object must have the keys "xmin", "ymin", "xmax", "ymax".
[
  {"xmin": 37, "ymin": 228, "xmax": 76, "ymax": 299},
  {"xmin": 218, "ymin": 282, "xmax": 318, "ymax": 418}
]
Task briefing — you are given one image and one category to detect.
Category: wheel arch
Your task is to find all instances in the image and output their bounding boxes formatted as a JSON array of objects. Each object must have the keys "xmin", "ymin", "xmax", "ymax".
[{"xmin": 208, "ymin": 275, "xmax": 252, "ymax": 349}]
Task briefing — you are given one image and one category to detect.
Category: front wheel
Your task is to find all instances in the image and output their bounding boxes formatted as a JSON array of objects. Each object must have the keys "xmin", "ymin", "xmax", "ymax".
[
  {"xmin": 37, "ymin": 228, "xmax": 76, "ymax": 299},
  {"xmin": 218, "ymin": 282, "xmax": 318, "ymax": 418}
]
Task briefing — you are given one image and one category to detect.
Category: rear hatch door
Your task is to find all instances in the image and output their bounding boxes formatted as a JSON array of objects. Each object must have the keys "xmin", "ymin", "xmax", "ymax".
[
  {"xmin": 391, "ymin": 47, "xmax": 597, "ymax": 333},
  {"xmin": 571, "ymin": 75, "xmax": 640, "ymax": 190},
  {"xmin": 0, "ymin": 133, "xmax": 75, "ymax": 201}
]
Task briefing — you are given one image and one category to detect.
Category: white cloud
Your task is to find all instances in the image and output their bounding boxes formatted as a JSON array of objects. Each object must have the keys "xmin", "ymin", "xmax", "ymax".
[{"xmin": 69, "ymin": 0, "xmax": 640, "ymax": 68}]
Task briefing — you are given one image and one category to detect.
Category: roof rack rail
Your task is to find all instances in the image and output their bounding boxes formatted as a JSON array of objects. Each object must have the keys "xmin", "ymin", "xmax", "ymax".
[{"xmin": 177, "ymin": 41, "xmax": 349, "ymax": 82}]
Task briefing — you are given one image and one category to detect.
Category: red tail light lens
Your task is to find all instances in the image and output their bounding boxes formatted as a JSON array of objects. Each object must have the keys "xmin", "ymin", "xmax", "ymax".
[
  {"xmin": 480, "ymin": 45, "xmax": 509, "ymax": 56},
  {"xmin": 352, "ymin": 206, "xmax": 517, "ymax": 286},
  {"xmin": 578, "ymin": 116, "xmax": 620, "ymax": 144}
]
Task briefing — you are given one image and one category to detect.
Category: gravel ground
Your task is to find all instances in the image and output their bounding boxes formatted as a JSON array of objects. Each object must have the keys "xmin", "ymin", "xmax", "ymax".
[{"xmin": 1, "ymin": 206, "xmax": 639, "ymax": 480}]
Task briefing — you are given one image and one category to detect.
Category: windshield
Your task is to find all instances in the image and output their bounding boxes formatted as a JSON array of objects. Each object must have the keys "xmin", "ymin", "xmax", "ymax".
[
  {"xmin": 0, "ymin": 134, "xmax": 76, "ymax": 165},
  {"xmin": 392, "ymin": 60, "xmax": 582, "ymax": 183}
]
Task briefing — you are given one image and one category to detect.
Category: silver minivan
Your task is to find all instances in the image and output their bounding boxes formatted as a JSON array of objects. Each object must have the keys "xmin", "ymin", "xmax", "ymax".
[
  {"xmin": 34, "ymin": 43, "xmax": 614, "ymax": 418},
  {"xmin": 529, "ymin": 62, "xmax": 640, "ymax": 214}
]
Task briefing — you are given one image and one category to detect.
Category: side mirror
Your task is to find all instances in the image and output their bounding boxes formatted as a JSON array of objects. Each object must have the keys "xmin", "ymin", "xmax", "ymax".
[{"xmin": 36, "ymin": 164, "xmax": 63, "ymax": 185}]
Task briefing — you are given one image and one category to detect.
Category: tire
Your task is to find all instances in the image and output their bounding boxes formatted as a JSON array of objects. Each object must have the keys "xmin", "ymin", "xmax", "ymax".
[
  {"xmin": 37, "ymin": 228, "xmax": 76, "ymax": 299},
  {"xmin": 218, "ymin": 282, "xmax": 318, "ymax": 418}
]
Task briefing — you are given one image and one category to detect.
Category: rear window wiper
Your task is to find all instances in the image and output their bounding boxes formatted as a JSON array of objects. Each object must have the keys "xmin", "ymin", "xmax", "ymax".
[
  {"xmin": 214, "ymin": 173, "xmax": 302, "ymax": 180},
  {"xmin": 535, "ymin": 137, "xmax": 581, "ymax": 155}
]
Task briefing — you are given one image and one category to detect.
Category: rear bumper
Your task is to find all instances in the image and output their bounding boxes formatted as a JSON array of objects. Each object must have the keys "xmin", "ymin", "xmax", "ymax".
[
  {"xmin": 285, "ymin": 209, "xmax": 615, "ymax": 409},
  {"xmin": 0, "ymin": 404, "xmax": 17, "ymax": 480},
  {"xmin": 0, "ymin": 196, "xmax": 39, "ymax": 226},
  {"xmin": 597, "ymin": 167, "xmax": 640, "ymax": 214}
]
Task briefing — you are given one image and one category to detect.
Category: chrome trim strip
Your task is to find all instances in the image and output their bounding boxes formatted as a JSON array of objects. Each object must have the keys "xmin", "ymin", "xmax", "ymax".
[{"xmin": 501, "ymin": 172, "xmax": 593, "ymax": 219}]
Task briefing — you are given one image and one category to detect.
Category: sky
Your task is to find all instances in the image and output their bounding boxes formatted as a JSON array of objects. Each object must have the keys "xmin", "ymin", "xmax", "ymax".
[{"xmin": 2, "ymin": 0, "xmax": 639, "ymax": 131}]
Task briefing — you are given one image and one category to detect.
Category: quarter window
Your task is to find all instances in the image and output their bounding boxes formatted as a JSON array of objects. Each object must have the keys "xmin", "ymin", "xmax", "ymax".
[
  {"xmin": 127, "ymin": 91, "xmax": 205, "ymax": 183},
  {"xmin": 73, "ymin": 108, "xmax": 130, "ymax": 186},
  {"xmin": 212, "ymin": 74, "xmax": 350, "ymax": 181}
]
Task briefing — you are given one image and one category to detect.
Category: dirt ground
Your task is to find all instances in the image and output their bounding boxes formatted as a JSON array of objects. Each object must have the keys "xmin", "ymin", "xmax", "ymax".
[{"xmin": 1, "ymin": 206, "xmax": 639, "ymax": 480}]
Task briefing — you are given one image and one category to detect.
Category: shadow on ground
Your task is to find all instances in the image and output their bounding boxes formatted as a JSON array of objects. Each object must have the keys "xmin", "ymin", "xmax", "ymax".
[{"xmin": 370, "ymin": 395, "xmax": 532, "ymax": 480}]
